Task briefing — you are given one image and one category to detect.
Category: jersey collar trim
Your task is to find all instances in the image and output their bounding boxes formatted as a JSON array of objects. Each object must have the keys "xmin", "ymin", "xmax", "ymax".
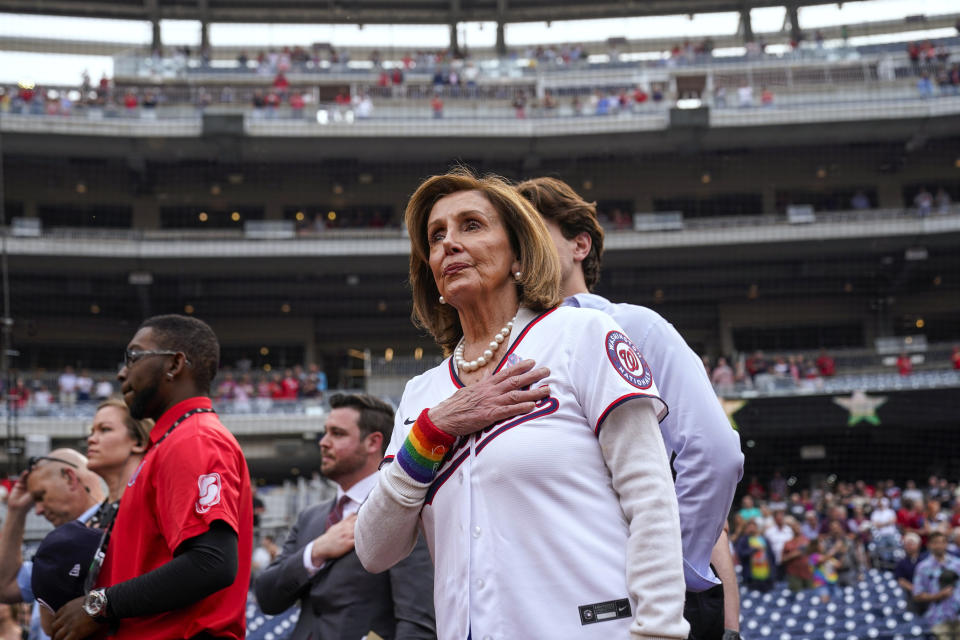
[
  {"xmin": 150, "ymin": 396, "xmax": 213, "ymax": 444},
  {"xmin": 447, "ymin": 307, "xmax": 559, "ymax": 389}
]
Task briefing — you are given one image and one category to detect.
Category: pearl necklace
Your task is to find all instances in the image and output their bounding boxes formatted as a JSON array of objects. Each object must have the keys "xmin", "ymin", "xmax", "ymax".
[{"xmin": 454, "ymin": 315, "xmax": 516, "ymax": 373}]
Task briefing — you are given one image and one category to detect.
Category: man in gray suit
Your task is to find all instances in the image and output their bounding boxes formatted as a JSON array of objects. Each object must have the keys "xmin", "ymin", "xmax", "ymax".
[{"xmin": 255, "ymin": 393, "xmax": 436, "ymax": 640}]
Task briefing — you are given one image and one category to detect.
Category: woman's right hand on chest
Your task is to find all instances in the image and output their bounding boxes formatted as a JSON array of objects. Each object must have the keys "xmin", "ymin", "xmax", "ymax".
[{"xmin": 427, "ymin": 359, "xmax": 551, "ymax": 437}]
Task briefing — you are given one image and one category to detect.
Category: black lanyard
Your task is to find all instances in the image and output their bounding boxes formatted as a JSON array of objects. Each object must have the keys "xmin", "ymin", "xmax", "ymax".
[{"xmin": 84, "ymin": 406, "xmax": 216, "ymax": 592}]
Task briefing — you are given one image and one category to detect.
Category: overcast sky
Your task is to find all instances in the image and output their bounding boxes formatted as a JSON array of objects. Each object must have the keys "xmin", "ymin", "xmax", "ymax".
[{"xmin": 0, "ymin": 0, "xmax": 957, "ymax": 85}]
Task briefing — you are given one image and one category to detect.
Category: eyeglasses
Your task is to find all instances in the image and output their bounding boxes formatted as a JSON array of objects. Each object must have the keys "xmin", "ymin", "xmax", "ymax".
[
  {"xmin": 122, "ymin": 349, "xmax": 191, "ymax": 368},
  {"xmin": 27, "ymin": 456, "xmax": 80, "ymax": 471}
]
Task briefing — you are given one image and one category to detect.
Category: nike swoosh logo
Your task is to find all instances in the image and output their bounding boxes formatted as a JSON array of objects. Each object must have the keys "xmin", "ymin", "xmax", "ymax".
[{"xmin": 404, "ymin": 418, "xmax": 416, "ymax": 425}]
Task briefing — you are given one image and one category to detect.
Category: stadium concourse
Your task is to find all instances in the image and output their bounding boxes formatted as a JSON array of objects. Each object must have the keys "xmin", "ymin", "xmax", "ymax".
[{"xmin": 2, "ymin": 0, "xmax": 960, "ymax": 638}]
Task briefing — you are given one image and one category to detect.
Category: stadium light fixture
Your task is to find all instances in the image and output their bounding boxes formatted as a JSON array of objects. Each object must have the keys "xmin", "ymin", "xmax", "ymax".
[
  {"xmin": 75, "ymin": 182, "xmax": 87, "ymax": 194},
  {"xmin": 184, "ymin": 304, "xmax": 195, "ymax": 315},
  {"xmin": 385, "ymin": 348, "xmax": 394, "ymax": 362},
  {"xmin": 128, "ymin": 271, "xmax": 153, "ymax": 286},
  {"xmin": 281, "ymin": 303, "xmax": 291, "ymax": 313},
  {"xmin": 90, "ymin": 304, "xmax": 100, "ymax": 314},
  {"xmin": 210, "ymin": 184, "xmax": 221, "ymax": 196},
  {"xmin": 295, "ymin": 211, "xmax": 305, "ymax": 221},
  {"xmin": 231, "ymin": 211, "xmax": 241, "ymax": 222},
  {"xmin": 198, "ymin": 212, "xmax": 208, "ymax": 222},
  {"xmin": 701, "ymin": 173, "xmax": 711, "ymax": 184},
  {"xmin": 414, "ymin": 348, "xmax": 423, "ymax": 361},
  {"xmin": 260, "ymin": 347, "xmax": 269, "ymax": 356}
]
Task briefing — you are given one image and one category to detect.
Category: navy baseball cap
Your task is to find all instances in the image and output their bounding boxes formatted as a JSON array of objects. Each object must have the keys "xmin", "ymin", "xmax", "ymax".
[{"xmin": 31, "ymin": 520, "xmax": 102, "ymax": 612}]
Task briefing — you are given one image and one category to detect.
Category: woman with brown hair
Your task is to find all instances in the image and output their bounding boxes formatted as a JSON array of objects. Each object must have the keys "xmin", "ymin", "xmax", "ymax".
[
  {"xmin": 35, "ymin": 399, "xmax": 152, "ymax": 634},
  {"xmin": 356, "ymin": 168, "xmax": 688, "ymax": 640},
  {"xmin": 85, "ymin": 398, "xmax": 153, "ymax": 504}
]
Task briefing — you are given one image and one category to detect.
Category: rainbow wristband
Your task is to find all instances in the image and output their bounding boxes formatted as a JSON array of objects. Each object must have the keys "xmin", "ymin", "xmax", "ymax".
[{"xmin": 396, "ymin": 408, "xmax": 456, "ymax": 484}]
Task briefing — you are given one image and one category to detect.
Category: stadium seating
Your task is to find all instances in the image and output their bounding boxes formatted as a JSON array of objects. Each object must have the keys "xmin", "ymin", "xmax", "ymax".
[
  {"xmin": 739, "ymin": 570, "xmax": 932, "ymax": 640},
  {"xmin": 245, "ymin": 600, "xmax": 300, "ymax": 640}
]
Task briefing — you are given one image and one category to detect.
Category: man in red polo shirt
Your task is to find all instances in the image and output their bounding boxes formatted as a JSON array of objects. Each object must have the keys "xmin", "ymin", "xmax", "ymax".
[{"xmin": 52, "ymin": 314, "xmax": 252, "ymax": 640}]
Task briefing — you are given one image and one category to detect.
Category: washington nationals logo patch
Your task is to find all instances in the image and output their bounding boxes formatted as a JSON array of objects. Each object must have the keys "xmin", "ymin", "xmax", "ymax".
[
  {"xmin": 196, "ymin": 473, "xmax": 222, "ymax": 514},
  {"xmin": 605, "ymin": 331, "xmax": 653, "ymax": 389}
]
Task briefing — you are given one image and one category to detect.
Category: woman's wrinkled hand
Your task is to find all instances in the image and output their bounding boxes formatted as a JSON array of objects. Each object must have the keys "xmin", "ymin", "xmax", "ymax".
[{"xmin": 427, "ymin": 359, "xmax": 551, "ymax": 437}]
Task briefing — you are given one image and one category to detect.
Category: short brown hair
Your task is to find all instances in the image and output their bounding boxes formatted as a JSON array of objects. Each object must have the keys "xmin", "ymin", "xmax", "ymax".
[
  {"xmin": 328, "ymin": 393, "xmax": 394, "ymax": 455},
  {"xmin": 405, "ymin": 167, "xmax": 563, "ymax": 354},
  {"xmin": 96, "ymin": 397, "xmax": 154, "ymax": 447},
  {"xmin": 515, "ymin": 176, "xmax": 605, "ymax": 291}
]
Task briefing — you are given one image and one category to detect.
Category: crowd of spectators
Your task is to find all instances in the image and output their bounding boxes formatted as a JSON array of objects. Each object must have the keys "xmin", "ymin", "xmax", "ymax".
[
  {"xmin": 211, "ymin": 364, "xmax": 329, "ymax": 413},
  {"xmin": 2, "ymin": 362, "xmax": 330, "ymax": 417},
  {"xmin": 704, "ymin": 346, "xmax": 960, "ymax": 395},
  {"xmin": 913, "ymin": 187, "xmax": 954, "ymax": 216},
  {"xmin": 6, "ymin": 345, "xmax": 959, "ymax": 416},
  {"xmin": 4, "ymin": 36, "xmax": 957, "ymax": 123},
  {"xmin": 732, "ymin": 473, "xmax": 960, "ymax": 634},
  {"xmin": 909, "ymin": 41, "xmax": 960, "ymax": 98},
  {"xmin": 703, "ymin": 349, "xmax": 839, "ymax": 395}
]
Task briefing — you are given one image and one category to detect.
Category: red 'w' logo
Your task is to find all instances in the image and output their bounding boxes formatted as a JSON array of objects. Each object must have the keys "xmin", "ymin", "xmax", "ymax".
[{"xmin": 619, "ymin": 348, "xmax": 639, "ymax": 372}]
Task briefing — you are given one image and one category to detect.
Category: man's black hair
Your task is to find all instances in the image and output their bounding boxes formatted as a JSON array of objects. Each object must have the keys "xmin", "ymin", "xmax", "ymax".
[
  {"xmin": 328, "ymin": 393, "xmax": 395, "ymax": 455},
  {"xmin": 139, "ymin": 314, "xmax": 219, "ymax": 395}
]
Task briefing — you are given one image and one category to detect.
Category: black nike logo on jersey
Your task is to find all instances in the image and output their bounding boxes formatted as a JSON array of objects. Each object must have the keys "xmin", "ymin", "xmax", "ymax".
[{"xmin": 404, "ymin": 417, "xmax": 416, "ymax": 425}]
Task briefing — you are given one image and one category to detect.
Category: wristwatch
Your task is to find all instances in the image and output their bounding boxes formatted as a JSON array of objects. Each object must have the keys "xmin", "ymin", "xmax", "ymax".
[
  {"xmin": 82, "ymin": 589, "xmax": 109, "ymax": 620},
  {"xmin": 722, "ymin": 630, "xmax": 742, "ymax": 640}
]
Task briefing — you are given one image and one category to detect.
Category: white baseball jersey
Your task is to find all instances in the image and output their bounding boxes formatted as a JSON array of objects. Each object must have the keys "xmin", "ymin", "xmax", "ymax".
[{"xmin": 385, "ymin": 306, "xmax": 668, "ymax": 640}]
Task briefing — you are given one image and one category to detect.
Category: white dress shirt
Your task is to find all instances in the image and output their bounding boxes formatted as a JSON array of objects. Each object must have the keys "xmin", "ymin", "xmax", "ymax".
[{"xmin": 302, "ymin": 471, "xmax": 379, "ymax": 574}]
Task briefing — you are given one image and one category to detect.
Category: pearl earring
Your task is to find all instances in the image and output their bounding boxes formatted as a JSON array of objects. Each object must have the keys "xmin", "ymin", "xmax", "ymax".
[
  {"xmin": 167, "ymin": 373, "xmax": 174, "ymax": 379},
  {"xmin": 439, "ymin": 295, "xmax": 446, "ymax": 304},
  {"xmin": 513, "ymin": 271, "xmax": 522, "ymax": 282}
]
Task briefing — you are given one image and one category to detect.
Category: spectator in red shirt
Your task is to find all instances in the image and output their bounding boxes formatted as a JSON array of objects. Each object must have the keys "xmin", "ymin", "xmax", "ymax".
[
  {"xmin": 268, "ymin": 373, "xmax": 284, "ymax": 399},
  {"xmin": 816, "ymin": 349, "xmax": 836, "ymax": 377},
  {"xmin": 746, "ymin": 475, "xmax": 767, "ymax": 500},
  {"xmin": 949, "ymin": 502, "xmax": 960, "ymax": 529},
  {"xmin": 9, "ymin": 378, "xmax": 29, "ymax": 410},
  {"xmin": 123, "ymin": 91, "xmax": 138, "ymax": 112},
  {"xmin": 430, "ymin": 95, "xmax": 443, "ymax": 119},
  {"xmin": 633, "ymin": 87, "xmax": 650, "ymax": 104},
  {"xmin": 18, "ymin": 85, "xmax": 35, "ymax": 104},
  {"xmin": 272, "ymin": 72, "xmax": 289, "ymax": 100},
  {"xmin": 280, "ymin": 369, "xmax": 300, "ymax": 400},
  {"xmin": 289, "ymin": 92, "xmax": 305, "ymax": 118},
  {"xmin": 897, "ymin": 351, "xmax": 913, "ymax": 376},
  {"xmin": 761, "ymin": 86, "xmax": 774, "ymax": 106},
  {"xmin": 951, "ymin": 346, "xmax": 960, "ymax": 370},
  {"xmin": 897, "ymin": 498, "xmax": 926, "ymax": 537},
  {"xmin": 746, "ymin": 350, "xmax": 769, "ymax": 380}
]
